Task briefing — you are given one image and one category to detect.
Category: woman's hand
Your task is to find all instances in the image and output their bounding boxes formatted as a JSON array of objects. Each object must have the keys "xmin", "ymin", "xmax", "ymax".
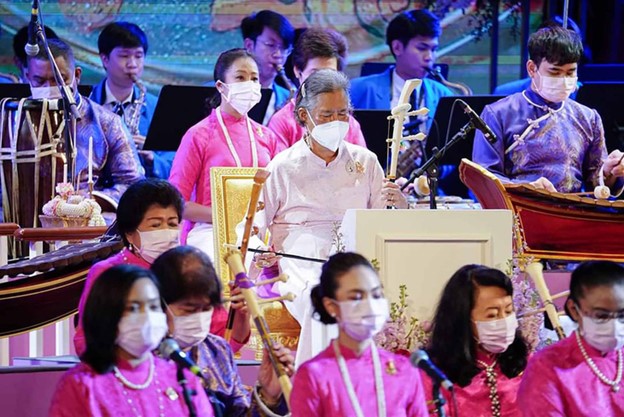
[
  {"xmin": 257, "ymin": 342, "xmax": 295, "ymax": 404},
  {"xmin": 252, "ymin": 247, "xmax": 281, "ymax": 269},
  {"xmin": 228, "ymin": 286, "xmax": 251, "ymax": 344},
  {"xmin": 382, "ymin": 178, "xmax": 408, "ymax": 209}
]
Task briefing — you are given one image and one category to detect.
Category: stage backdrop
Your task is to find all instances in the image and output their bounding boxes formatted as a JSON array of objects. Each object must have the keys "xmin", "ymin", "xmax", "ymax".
[{"xmin": 0, "ymin": 1, "xmax": 543, "ymax": 94}]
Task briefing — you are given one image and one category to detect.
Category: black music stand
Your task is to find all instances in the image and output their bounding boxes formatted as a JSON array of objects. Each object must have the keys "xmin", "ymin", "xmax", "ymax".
[
  {"xmin": 352, "ymin": 109, "xmax": 394, "ymax": 169},
  {"xmin": 143, "ymin": 85, "xmax": 272, "ymax": 152},
  {"xmin": 425, "ymin": 95, "xmax": 504, "ymax": 197},
  {"xmin": 575, "ymin": 82, "xmax": 624, "ymax": 152},
  {"xmin": 0, "ymin": 83, "xmax": 93, "ymax": 101}
]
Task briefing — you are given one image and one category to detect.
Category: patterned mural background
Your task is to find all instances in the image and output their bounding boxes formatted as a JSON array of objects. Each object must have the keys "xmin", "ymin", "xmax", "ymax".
[{"xmin": 0, "ymin": 0, "xmax": 544, "ymax": 93}]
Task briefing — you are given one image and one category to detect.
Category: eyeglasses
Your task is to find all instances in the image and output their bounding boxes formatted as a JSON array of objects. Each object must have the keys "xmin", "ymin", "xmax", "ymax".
[
  {"xmin": 576, "ymin": 304, "xmax": 624, "ymax": 324},
  {"xmin": 257, "ymin": 39, "xmax": 292, "ymax": 55}
]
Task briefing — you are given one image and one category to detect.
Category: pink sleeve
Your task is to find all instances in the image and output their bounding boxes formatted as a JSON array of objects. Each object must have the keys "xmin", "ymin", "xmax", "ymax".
[
  {"xmin": 408, "ymin": 368, "xmax": 431, "ymax": 417},
  {"xmin": 209, "ymin": 305, "xmax": 249, "ymax": 353},
  {"xmin": 169, "ymin": 127, "xmax": 204, "ymax": 200},
  {"xmin": 267, "ymin": 110, "xmax": 295, "ymax": 151},
  {"xmin": 263, "ymin": 127, "xmax": 281, "ymax": 159},
  {"xmin": 517, "ymin": 354, "xmax": 565, "ymax": 417},
  {"xmin": 348, "ymin": 116, "xmax": 368, "ymax": 148},
  {"xmin": 369, "ymin": 159, "xmax": 386, "ymax": 209},
  {"xmin": 48, "ymin": 372, "xmax": 92, "ymax": 417},
  {"xmin": 74, "ymin": 260, "xmax": 113, "ymax": 355},
  {"xmin": 291, "ymin": 364, "xmax": 322, "ymax": 417}
]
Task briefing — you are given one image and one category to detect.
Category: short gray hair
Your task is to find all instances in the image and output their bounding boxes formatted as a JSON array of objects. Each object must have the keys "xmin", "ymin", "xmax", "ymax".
[{"xmin": 294, "ymin": 69, "xmax": 351, "ymax": 126}]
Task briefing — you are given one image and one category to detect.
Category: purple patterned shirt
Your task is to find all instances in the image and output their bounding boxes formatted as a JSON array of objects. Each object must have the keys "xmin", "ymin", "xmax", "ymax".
[
  {"xmin": 472, "ymin": 88, "xmax": 607, "ymax": 193},
  {"xmin": 75, "ymin": 95, "xmax": 144, "ymax": 203}
]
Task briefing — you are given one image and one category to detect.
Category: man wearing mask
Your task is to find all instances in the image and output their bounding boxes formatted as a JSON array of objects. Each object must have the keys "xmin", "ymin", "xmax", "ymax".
[
  {"xmin": 241, "ymin": 10, "xmax": 295, "ymax": 125},
  {"xmin": 25, "ymin": 38, "xmax": 144, "ymax": 203},
  {"xmin": 90, "ymin": 22, "xmax": 174, "ymax": 179},
  {"xmin": 473, "ymin": 26, "xmax": 624, "ymax": 195}
]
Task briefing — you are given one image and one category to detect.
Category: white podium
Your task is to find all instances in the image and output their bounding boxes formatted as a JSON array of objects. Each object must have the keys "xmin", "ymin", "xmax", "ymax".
[{"xmin": 341, "ymin": 209, "xmax": 513, "ymax": 320}]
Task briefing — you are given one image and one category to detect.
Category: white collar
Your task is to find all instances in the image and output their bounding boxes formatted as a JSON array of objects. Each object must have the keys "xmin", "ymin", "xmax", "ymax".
[
  {"xmin": 391, "ymin": 69, "xmax": 422, "ymax": 108},
  {"xmin": 104, "ymin": 79, "xmax": 133, "ymax": 105}
]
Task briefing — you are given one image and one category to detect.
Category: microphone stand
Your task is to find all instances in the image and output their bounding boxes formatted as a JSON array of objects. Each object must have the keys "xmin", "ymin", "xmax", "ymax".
[
  {"xmin": 401, "ymin": 122, "xmax": 476, "ymax": 210},
  {"xmin": 177, "ymin": 366, "xmax": 198, "ymax": 417},
  {"xmin": 33, "ymin": 18, "xmax": 81, "ymax": 185},
  {"xmin": 433, "ymin": 381, "xmax": 448, "ymax": 417}
]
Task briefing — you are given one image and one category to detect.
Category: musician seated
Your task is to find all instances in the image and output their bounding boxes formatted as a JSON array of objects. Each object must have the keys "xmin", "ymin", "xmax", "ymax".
[
  {"xmin": 290, "ymin": 252, "xmax": 428, "ymax": 416},
  {"xmin": 49, "ymin": 265, "xmax": 214, "ymax": 416},
  {"xmin": 241, "ymin": 10, "xmax": 295, "ymax": 124},
  {"xmin": 91, "ymin": 22, "xmax": 175, "ymax": 179},
  {"xmin": 152, "ymin": 246, "xmax": 294, "ymax": 417},
  {"xmin": 251, "ymin": 69, "xmax": 406, "ymax": 367},
  {"xmin": 518, "ymin": 261, "xmax": 624, "ymax": 416},
  {"xmin": 267, "ymin": 28, "xmax": 367, "ymax": 150},
  {"xmin": 493, "ymin": 16, "xmax": 589, "ymax": 98},
  {"xmin": 74, "ymin": 179, "xmax": 251, "ymax": 355},
  {"xmin": 423, "ymin": 265, "xmax": 528, "ymax": 417},
  {"xmin": 25, "ymin": 38, "xmax": 144, "ymax": 203},
  {"xmin": 473, "ymin": 26, "xmax": 624, "ymax": 195},
  {"xmin": 349, "ymin": 9, "xmax": 453, "ymax": 133},
  {"xmin": 11, "ymin": 25, "xmax": 59, "ymax": 83},
  {"xmin": 169, "ymin": 48, "xmax": 279, "ymax": 258}
]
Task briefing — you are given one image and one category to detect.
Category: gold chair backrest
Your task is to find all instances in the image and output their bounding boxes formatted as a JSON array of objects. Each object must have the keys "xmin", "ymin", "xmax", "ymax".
[{"xmin": 210, "ymin": 167, "xmax": 257, "ymax": 295}]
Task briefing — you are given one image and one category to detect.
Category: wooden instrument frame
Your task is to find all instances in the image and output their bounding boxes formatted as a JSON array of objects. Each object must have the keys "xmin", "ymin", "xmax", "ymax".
[{"xmin": 459, "ymin": 158, "xmax": 624, "ymax": 263}]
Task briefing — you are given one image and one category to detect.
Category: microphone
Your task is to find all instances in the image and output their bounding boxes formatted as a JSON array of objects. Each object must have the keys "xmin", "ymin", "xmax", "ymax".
[
  {"xmin": 159, "ymin": 338, "xmax": 206, "ymax": 381},
  {"xmin": 410, "ymin": 349, "xmax": 453, "ymax": 391},
  {"xmin": 457, "ymin": 99, "xmax": 497, "ymax": 144},
  {"xmin": 25, "ymin": 0, "xmax": 40, "ymax": 57}
]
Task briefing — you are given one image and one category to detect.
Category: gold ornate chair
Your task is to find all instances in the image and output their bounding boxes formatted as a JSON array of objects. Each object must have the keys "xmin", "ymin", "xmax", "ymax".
[{"xmin": 210, "ymin": 167, "xmax": 300, "ymax": 358}]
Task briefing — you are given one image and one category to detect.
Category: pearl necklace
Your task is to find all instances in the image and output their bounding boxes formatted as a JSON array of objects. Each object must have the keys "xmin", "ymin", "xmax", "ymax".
[
  {"xmin": 113, "ymin": 356, "xmax": 165, "ymax": 417},
  {"xmin": 575, "ymin": 330, "xmax": 623, "ymax": 393},
  {"xmin": 476, "ymin": 358, "xmax": 501, "ymax": 417},
  {"xmin": 113, "ymin": 354, "xmax": 155, "ymax": 390},
  {"xmin": 333, "ymin": 339, "xmax": 386, "ymax": 417}
]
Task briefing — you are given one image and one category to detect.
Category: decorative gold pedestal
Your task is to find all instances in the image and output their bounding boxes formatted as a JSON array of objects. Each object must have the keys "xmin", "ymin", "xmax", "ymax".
[{"xmin": 247, "ymin": 301, "xmax": 301, "ymax": 361}]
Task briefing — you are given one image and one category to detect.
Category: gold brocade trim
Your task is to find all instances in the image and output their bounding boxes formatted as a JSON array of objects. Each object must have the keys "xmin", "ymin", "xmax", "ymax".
[{"xmin": 209, "ymin": 167, "xmax": 258, "ymax": 295}]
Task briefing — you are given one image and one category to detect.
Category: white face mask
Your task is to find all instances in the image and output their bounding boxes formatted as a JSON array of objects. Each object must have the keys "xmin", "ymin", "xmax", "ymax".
[
  {"xmin": 580, "ymin": 313, "xmax": 624, "ymax": 353},
  {"xmin": 221, "ymin": 80, "xmax": 262, "ymax": 116},
  {"xmin": 336, "ymin": 297, "xmax": 390, "ymax": 342},
  {"xmin": 30, "ymin": 85, "xmax": 63, "ymax": 100},
  {"xmin": 474, "ymin": 313, "xmax": 518, "ymax": 354},
  {"xmin": 136, "ymin": 229, "xmax": 179, "ymax": 263},
  {"xmin": 116, "ymin": 311, "xmax": 168, "ymax": 358},
  {"xmin": 171, "ymin": 309, "xmax": 213, "ymax": 349},
  {"xmin": 306, "ymin": 109, "xmax": 349, "ymax": 152},
  {"xmin": 30, "ymin": 76, "xmax": 76, "ymax": 100},
  {"xmin": 532, "ymin": 71, "xmax": 577, "ymax": 103}
]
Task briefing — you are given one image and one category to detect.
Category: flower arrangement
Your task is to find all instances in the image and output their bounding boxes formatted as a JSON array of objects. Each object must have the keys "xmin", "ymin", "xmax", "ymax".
[
  {"xmin": 41, "ymin": 182, "xmax": 106, "ymax": 227},
  {"xmin": 375, "ymin": 284, "xmax": 431, "ymax": 356}
]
